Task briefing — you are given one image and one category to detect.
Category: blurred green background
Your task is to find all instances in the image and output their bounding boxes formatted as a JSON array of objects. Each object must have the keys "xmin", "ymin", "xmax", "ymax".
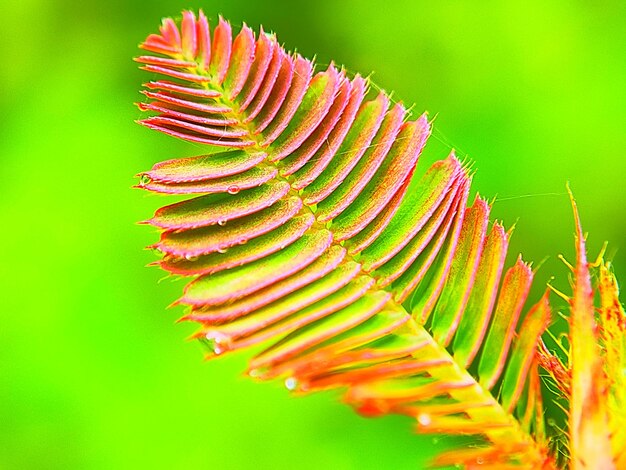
[{"xmin": 1, "ymin": 0, "xmax": 625, "ymax": 468}]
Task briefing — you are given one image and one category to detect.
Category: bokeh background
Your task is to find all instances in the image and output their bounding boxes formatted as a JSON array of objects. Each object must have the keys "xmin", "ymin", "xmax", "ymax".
[{"xmin": 1, "ymin": 0, "xmax": 625, "ymax": 468}]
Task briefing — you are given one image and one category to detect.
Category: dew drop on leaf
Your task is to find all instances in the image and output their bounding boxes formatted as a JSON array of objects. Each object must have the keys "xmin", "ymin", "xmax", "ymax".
[
  {"xmin": 217, "ymin": 245, "xmax": 229, "ymax": 254},
  {"xmin": 204, "ymin": 337, "xmax": 221, "ymax": 355},
  {"xmin": 285, "ymin": 377, "xmax": 298, "ymax": 391},
  {"xmin": 138, "ymin": 174, "xmax": 152, "ymax": 186},
  {"xmin": 217, "ymin": 219, "xmax": 227, "ymax": 226},
  {"xmin": 417, "ymin": 413, "xmax": 431, "ymax": 426},
  {"xmin": 227, "ymin": 185, "xmax": 240, "ymax": 195},
  {"xmin": 204, "ymin": 332, "xmax": 231, "ymax": 355}
]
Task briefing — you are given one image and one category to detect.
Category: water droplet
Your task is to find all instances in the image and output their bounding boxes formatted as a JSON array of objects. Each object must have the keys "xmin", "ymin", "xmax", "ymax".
[
  {"xmin": 217, "ymin": 219, "xmax": 227, "ymax": 226},
  {"xmin": 417, "ymin": 413, "xmax": 431, "ymax": 426},
  {"xmin": 204, "ymin": 332, "xmax": 231, "ymax": 355},
  {"xmin": 237, "ymin": 238, "xmax": 248, "ymax": 245},
  {"xmin": 248, "ymin": 368, "xmax": 261, "ymax": 378},
  {"xmin": 184, "ymin": 253, "xmax": 198, "ymax": 261},
  {"xmin": 138, "ymin": 174, "xmax": 152, "ymax": 186},
  {"xmin": 285, "ymin": 377, "xmax": 298, "ymax": 391},
  {"xmin": 217, "ymin": 245, "xmax": 229, "ymax": 254},
  {"xmin": 203, "ymin": 337, "xmax": 221, "ymax": 355},
  {"xmin": 227, "ymin": 185, "xmax": 240, "ymax": 195},
  {"xmin": 547, "ymin": 418, "xmax": 556, "ymax": 427},
  {"xmin": 476, "ymin": 458, "xmax": 484, "ymax": 465}
]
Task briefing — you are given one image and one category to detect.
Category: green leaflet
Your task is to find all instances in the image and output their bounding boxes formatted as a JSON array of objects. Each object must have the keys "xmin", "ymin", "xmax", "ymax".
[
  {"xmin": 223, "ymin": 25, "xmax": 255, "ymax": 100},
  {"xmin": 315, "ymin": 103, "xmax": 405, "ymax": 222},
  {"xmin": 250, "ymin": 290, "xmax": 391, "ymax": 371},
  {"xmin": 155, "ymin": 197, "xmax": 303, "ymax": 257},
  {"xmin": 186, "ymin": 245, "xmax": 347, "ymax": 323},
  {"xmin": 161, "ymin": 213, "xmax": 315, "ymax": 276},
  {"xmin": 301, "ymin": 93, "xmax": 388, "ymax": 204},
  {"xmin": 279, "ymin": 77, "xmax": 354, "ymax": 177},
  {"xmin": 452, "ymin": 223, "xmax": 508, "ymax": 368},
  {"xmin": 373, "ymin": 175, "xmax": 459, "ymax": 288},
  {"xmin": 203, "ymin": 263, "xmax": 364, "ymax": 341},
  {"xmin": 267, "ymin": 68, "xmax": 338, "ymax": 158},
  {"xmin": 478, "ymin": 259, "xmax": 533, "ymax": 389},
  {"xmin": 259, "ymin": 56, "xmax": 314, "ymax": 144},
  {"xmin": 150, "ymin": 180, "xmax": 290, "ymax": 229},
  {"xmin": 208, "ymin": 18, "xmax": 231, "ymax": 84},
  {"xmin": 429, "ymin": 197, "xmax": 489, "ymax": 347},
  {"xmin": 182, "ymin": 229, "xmax": 332, "ymax": 306},
  {"xmin": 142, "ymin": 149, "xmax": 267, "ymax": 183},
  {"xmin": 290, "ymin": 77, "xmax": 365, "ymax": 190},
  {"xmin": 358, "ymin": 155, "xmax": 461, "ymax": 270},
  {"xmin": 500, "ymin": 292, "xmax": 550, "ymax": 412},
  {"xmin": 227, "ymin": 276, "xmax": 375, "ymax": 356},
  {"xmin": 331, "ymin": 117, "xmax": 432, "ymax": 243},
  {"xmin": 142, "ymin": 165, "xmax": 277, "ymax": 194},
  {"xmin": 347, "ymin": 375, "xmax": 447, "ymax": 404},
  {"xmin": 303, "ymin": 352, "xmax": 438, "ymax": 392},
  {"xmin": 403, "ymin": 180, "xmax": 469, "ymax": 313},
  {"xmin": 235, "ymin": 31, "xmax": 274, "ymax": 109},
  {"xmin": 273, "ymin": 311, "xmax": 416, "ymax": 383}
]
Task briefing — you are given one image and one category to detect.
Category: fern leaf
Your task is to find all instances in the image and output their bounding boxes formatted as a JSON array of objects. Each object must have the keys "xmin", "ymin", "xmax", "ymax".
[{"xmin": 135, "ymin": 10, "xmax": 559, "ymax": 467}]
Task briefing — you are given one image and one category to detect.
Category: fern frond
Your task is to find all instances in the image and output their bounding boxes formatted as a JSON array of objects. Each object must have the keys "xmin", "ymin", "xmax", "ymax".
[
  {"xmin": 134, "ymin": 10, "xmax": 561, "ymax": 467},
  {"xmin": 534, "ymin": 194, "xmax": 624, "ymax": 470}
]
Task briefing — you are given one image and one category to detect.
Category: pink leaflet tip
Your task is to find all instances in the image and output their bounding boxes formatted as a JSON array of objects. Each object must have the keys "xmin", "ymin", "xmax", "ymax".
[
  {"xmin": 181, "ymin": 11, "xmax": 198, "ymax": 59},
  {"xmin": 203, "ymin": 353, "xmax": 220, "ymax": 362},
  {"xmin": 416, "ymin": 111, "xmax": 430, "ymax": 126},
  {"xmin": 446, "ymin": 149, "xmax": 458, "ymax": 163},
  {"xmin": 186, "ymin": 331, "xmax": 202, "ymax": 341},
  {"xmin": 175, "ymin": 315, "xmax": 192, "ymax": 324},
  {"xmin": 493, "ymin": 221, "xmax": 510, "ymax": 242},
  {"xmin": 470, "ymin": 194, "xmax": 491, "ymax": 217},
  {"xmin": 514, "ymin": 254, "xmax": 533, "ymax": 273}
]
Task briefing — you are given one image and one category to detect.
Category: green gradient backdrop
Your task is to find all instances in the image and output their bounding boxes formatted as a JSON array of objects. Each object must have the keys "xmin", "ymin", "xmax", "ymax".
[{"xmin": 1, "ymin": 1, "xmax": 625, "ymax": 469}]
